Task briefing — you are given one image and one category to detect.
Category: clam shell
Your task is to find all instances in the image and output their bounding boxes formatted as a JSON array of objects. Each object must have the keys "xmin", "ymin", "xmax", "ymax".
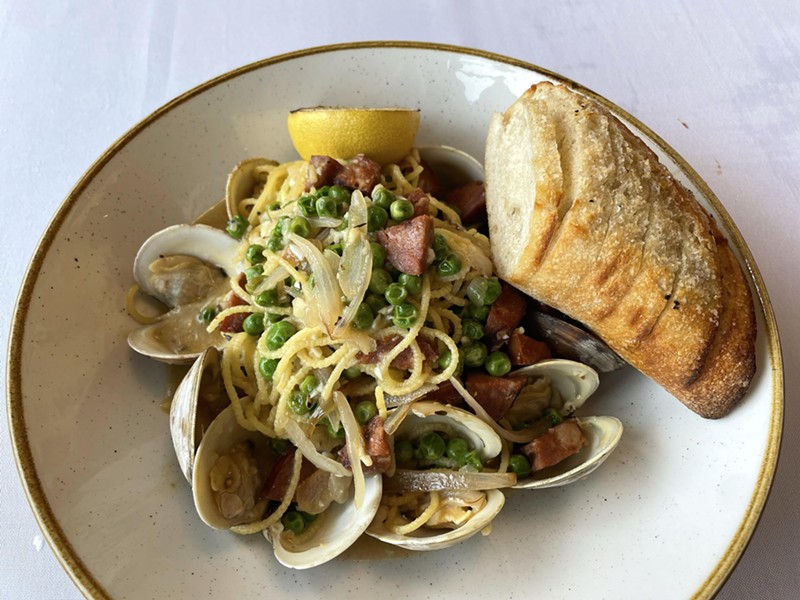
[
  {"xmin": 512, "ymin": 416, "xmax": 623, "ymax": 489},
  {"xmin": 266, "ymin": 474, "xmax": 383, "ymax": 569},
  {"xmin": 513, "ymin": 358, "xmax": 600, "ymax": 415},
  {"xmin": 225, "ymin": 157, "xmax": 277, "ymax": 220},
  {"xmin": 417, "ymin": 145, "xmax": 483, "ymax": 188}
]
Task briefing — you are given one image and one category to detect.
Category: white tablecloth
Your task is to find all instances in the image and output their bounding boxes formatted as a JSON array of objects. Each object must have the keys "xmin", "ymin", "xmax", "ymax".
[{"xmin": 1, "ymin": 1, "xmax": 797, "ymax": 598}]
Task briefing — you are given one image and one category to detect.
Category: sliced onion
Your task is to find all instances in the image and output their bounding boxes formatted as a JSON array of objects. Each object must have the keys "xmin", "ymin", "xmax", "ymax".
[
  {"xmin": 287, "ymin": 233, "xmax": 343, "ymax": 334},
  {"xmin": 383, "ymin": 403, "xmax": 415, "ymax": 436},
  {"xmin": 436, "ymin": 228, "xmax": 493, "ymax": 276},
  {"xmin": 309, "ymin": 216, "xmax": 343, "ymax": 229},
  {"xmin": 347, "ymin": 189, "xmax": 368, "ymax": 229},
  {"xmin": 384, "ymin": 469, "xmax": 516, "ymax": 493},
  {"xmin": 334, "ymin": 235, "xmax": 372, "ymax": 335},
  {"xmin": 384, "ymin": 383, "xmax": 438, "ymax": 409},
  {"xmin": 334, "ymin": 391, "xmax": 367, "ymax": 509},
  {"xmin": 283, "ymin": 418, "xmax": 350, "ymax": 478}
]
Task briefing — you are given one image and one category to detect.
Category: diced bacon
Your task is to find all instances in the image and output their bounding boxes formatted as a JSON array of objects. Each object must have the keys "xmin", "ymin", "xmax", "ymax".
[
  {"xmin": 333, "ymin": 154, "xmax": 382, "ymax": 194},
  {"xmin": 338, "ymin": 415, "xmax": 391, "ymax": 474},
  {"xmin": 521, "ymin": 421, "xmax": 587, "ymax": 472},
  {"xmin": 261, "ymin": 453, "xmax": 316, "ymax": 501},
  {"xmin": 465, "ymin": 372, "xmax": 527, "ymax": 421},
  {"xmin": 219, "ymin": 291, "xmax": 250, "ymax": 333},
  {"xmin": 376, "ymin": 214, "xmax": 434, "ymax": 276},
  {"xmin": 445, "ymin": 181, "xmax": 486, "ymax": 224},
  {"xmin": 486, "ymin": 283, "xmax": 528, "ymax": 346},
  {"xmin": 406, "ymin": 187, "xmax": 430, "ymax": 217},
  {"xmin": 305, "ymin": 155, "xmax": 343, "ymax": 191},
  {"xmin": 356, "ymin": 334, "xmax": 437, "ymax": 370},
  {"xmin": 507, "ymin": 333, "xmax": 552, "ymax": 366}
]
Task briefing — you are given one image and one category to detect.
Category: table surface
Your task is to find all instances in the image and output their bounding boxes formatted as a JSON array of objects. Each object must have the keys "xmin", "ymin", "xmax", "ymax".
[{"xmin": 2, "ymin": 1, "xmax": 797, "ymax": 598}]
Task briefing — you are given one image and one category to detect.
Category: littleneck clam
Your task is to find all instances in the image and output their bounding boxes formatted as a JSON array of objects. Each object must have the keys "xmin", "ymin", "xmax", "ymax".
[
  {"xmin": 169, "ymin": 347, "xmax": 227, "ymax": 482},
  {"xmin": 127, "ymin": 224, "xmax": 239, "ymax": 363},
  {"xmin": 367, "ymin": 402, "xmax": 509, "ymax": 550},
  {"xmin": 225, "ymin": 157, "xmax": 277, "ymax": 220}
]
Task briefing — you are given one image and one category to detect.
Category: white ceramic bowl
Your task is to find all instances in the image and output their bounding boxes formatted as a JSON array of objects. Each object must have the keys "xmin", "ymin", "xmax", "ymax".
[{"xmin": 8, "ymin": 42, "xmax": 782, "ymax": 600}]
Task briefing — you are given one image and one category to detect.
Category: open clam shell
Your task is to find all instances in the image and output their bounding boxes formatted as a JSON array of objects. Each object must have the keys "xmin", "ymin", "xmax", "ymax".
[
  {"xmin": 266, "ymin": 474, "xmax": 383, "ymax": 570},
  {"xmin": 367, "ymin": 402, "xmax": 506, "ymax": 551},
  {"xmin": 512, "ymin": 416, "xmax": 623, "ymax": 489},
  {"xmin": 225, "ymin": 157, "xmax": 277, "ymax": 220},
  {"xmin": 513, "ymin": 358, "xmax": 600, "ymax": 415},
  {"xmin": 127, "ymin": 224, "xmax": 240, "ymax": 363},
  {"xmin": 417, "ymin": 145, "xmax": 484, "ymax": 189},
  {"xmin": 169, "ymin": 347, "xmax": 222, "ymax": 482}
]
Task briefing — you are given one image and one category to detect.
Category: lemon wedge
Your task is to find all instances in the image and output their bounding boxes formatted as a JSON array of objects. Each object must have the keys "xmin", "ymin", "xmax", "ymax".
[{"xmin": 287, "ymin": 107, "xmax": 420, "ymax": 165}]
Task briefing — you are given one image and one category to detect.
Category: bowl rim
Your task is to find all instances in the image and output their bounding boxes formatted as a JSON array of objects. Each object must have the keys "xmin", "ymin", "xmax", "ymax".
[{"xmin": 6, "ymin": 40, "xmax": 784, "ymax": 600}]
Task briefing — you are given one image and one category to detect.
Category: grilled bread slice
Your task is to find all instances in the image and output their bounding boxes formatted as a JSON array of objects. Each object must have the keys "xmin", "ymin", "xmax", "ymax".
[{"xmin": 485, "ymin": 82, "xmax": 756, "ymax": 418}]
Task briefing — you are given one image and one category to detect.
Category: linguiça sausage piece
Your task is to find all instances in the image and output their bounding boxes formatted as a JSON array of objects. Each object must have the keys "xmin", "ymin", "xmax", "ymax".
[
  {"xmin": 376, "ymin": 214, "xmax": 434, "ymax": 276},
  {"xmin": 485, "ymin": 283, "xmax": 528, "ymax": 346},
  {"xmin": 219, "ymin": 290, "xmax": 250, "ymax": 333},
  {"xmin": 337, "ymin": 415, "xmax": 392, "ymax": 474},
  {"xmin": 507, "ymin": 333, "xmax": 552, "ymax": 366},
  {"xmin": 445, "ymin": 181, "xmax": 486, "ymax": 224},
  {"xmin": 333, "ymin": 154, "xmax": 382, "ymax": 194},
  {"xmin": 465, "ymin": 372, "xmax": 527, "ymax": 421},
  {"xmin": 306, "ymin": 155, "xmax": 343, "ymax": 191},
  {"xmin": 406, "ymin": 187, "xmax": 430, "ymax": 217},
  {"xmin": 261, "ymin": 453, "xmax": 316, "ymax": 501},
  {"xmin": 521, "ymin": 421, "xmax": 587, "ymax": 472},
  {"xmin": 356, "ymin": 334, "xmax": 438, "ymax": 370}
]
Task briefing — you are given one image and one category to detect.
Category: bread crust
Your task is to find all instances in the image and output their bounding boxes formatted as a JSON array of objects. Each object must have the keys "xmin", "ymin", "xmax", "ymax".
[{"xmin": 485, "ymin": 82, "xmax": 756, "ymax": 418}]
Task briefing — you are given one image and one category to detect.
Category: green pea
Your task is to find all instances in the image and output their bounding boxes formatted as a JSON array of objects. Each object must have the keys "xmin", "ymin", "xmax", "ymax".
[
  {"xmin": 446, "ymin": 437, "xmax": 470, "ymax": 465},
  {"xmin": 437, "ymin": 252, "xmax": 462, "ymax": 277},
  {"xmin": 464, "ymin": 450, "xmax": 484, "ymax": 472},
  {"xmin": 395, "ymin": 439, "xmax": 415, "ymax": 465},
  {"xmin": 342, "ymin": 366, "xmax": 362, "ymax": 380},
  {"xmin": 462, "ymin": 319, "xmax": 484, "ymax": 341},
  {"xmin": 289, "ymin": 389, "xmax": 311, "ymax": 415},
  {"xmin": 324, "ymin": 417, "xmax": 345, "ymax": 439},
  {"xmin": 266, "ymin": 236, "xmax": 283, "ymax": 252},
  {"xmin": 461, "ymin": 342, "xmax": 488, "ymax": 368},
  {"xmin": 390, "ymin": 198, "xmax": 414, "ymax": 222},
  {"xmin": 466, "ymin": 276, "xmax": 502, "ymax": 306},
  {"xmin": 287, "ymin": 216, "xmax": 311, "ymax": 238},
  {"xmin": 370, "ymin": 241, "xmax": 386, "ymax": 268},
  {"xmin": 485, "ymin": 351, "xmax": 512, "ymax": 376},
  {"xmin": 281, "ymin": 511, "xmax": 305, "ymax": 535},
  {"xmin": 416, "ymin": 432, "xmax": 446, "ymax": 461},
  {"xmin": 354, "ymin": 400, "xmax": 378, "ymax": 425},
  {"xmin": 393, "ymin": 302, "xmax": 417, "ymax": 328},
  {"xmin": 225, "ymin": 214, "xmax": 249, "ymax": 239},
  {"xmin": 268, "ymin": 201, "xmax": 281, "ymax": 212},
  {"xmin": 270, "ymin": 438, "xmax": 290, "ymax": 455},
  {"xmin": 242, "ymin": 313, "xmax": 265, "ymax": 336},
  {"xmin": 316, "ymin": 195, "xmax": 338, "ymax": 218},
  {"xmin": 437, "ymin": 349, "xmax": 452, "ymax": 370},
  {"xmin": 246, "ymin": 244, "xmax": 266, "ymax": 264},
  {"xmin": 508, "ymin": 454, "xmax": 531, "ymax": 478},
  {"xmin": 328, "ymin": 185, "xmax": 350, "ymax": 204},
  {"xmin": 544, "ymin": 407, "xmax": 564, "ymax": 427},
  {"xmin": 327, "ymin": 242, "xmax": 344, "ymax": 255},
  {"xmin": 352, "ymin": 303, "xmax": 375, "ymax": 330},
  {"xmin": 335, "ymin": 215, "xmax": 349, "ymax": 231},
  {"xmin": 244, "ymin": 264, "xmax": 264, "ymax": 282},
  {"xmin": 298, "ymin": 194, "xmax": 317, "ymax": 217},
  {"xmin": 265, "ymin": 320, "xmax": 296, "ymax": 350},
  {"xmin": 433, "ymin": 233, "xmax": 449, "ymax": 261},
  {"xmin": 265, "ymin": 312, "xmax": 283, "ymax": 323},
  {"xmin": 254, "ymin": 288, "xmax": 279, "ymax": 307},
  {"xmin": 275, "ymin": 216, "xmax": 291, "ymax": 235},
  {"xmin": 369, "ymin": 268, "xmax": 393, "ymax": 295},
  {"xmin": 365, "ymin": 292, "xmax": 389, "ymax": 313},
  {"xmin": 398, "ymin": 273, "xmax": 421, "ymax": 296},
  {"xmin": 466, "ymin": 303, "xmax": 490, "ymax": 322},
  {"xmin": 371, "ymin": 187, "xmax": 394, "ymax": 209},
  {"xmin": 300, "ymin": 374, "xmax": 318, "ymax": 396},
  {"xmin": 258, "ymin": 357, "xmax": 280, "ymax": 380},
  {"xmin": 367, "ymin": 205, "xmax": 389, "ymax": 232},
  {"xmin": 198, "ymin": 306, "xmax": 218, "ymax": 324},
  {"xmin": 384, "ymin": 282, "xmax": 408, "ymax": 306}
]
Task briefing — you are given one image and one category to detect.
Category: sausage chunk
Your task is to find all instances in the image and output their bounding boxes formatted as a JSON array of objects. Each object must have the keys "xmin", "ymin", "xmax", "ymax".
[
  {"xmin": 423, "ymin": 380, "xmax": 464, "ymax": 407},
  {"xmin": 333, "ymin": 154, "xmax": 381, "ymax": 194},
  {"xmin": 356, "ymin": 334, "xmax": 437, "ymax": 370},
  {"xmin": 305, "ymin": 155, "xmax": 343, "ymax": 191},
  {"xmin": 508, "ymin": 333, "xmax": 552, "ymax": 366},
  {"xmin": 376, "ymin": 214, "xmax": 434, "ymax": 276},
  {"xmin": 465, "ymin": 372, "xmax": 527, "ymax": 421},
  {"xmin": 486, "ymin": 283, "xmax": 528, "ymax": 346},
  {"xmin": 406, "ymin": 187, "xmax": 430, "ymax": 217},
  {"xmin": 417, "ymin": 160, "xmax": 444, "ymax": 197},
  {"xmin": 445, "ymin": 181, "xmax": 486, "ymax": 224},
  {"xmin": 219, "ymin": 290, "xmax": 250, "ymax": 333},
  {"xmin": 521, "ymin": 421, "xmax": 587, "ymax": 472},
  {"xmin": 261, "ymin": 453, "xmax": 316, "ymax": 501},
  {"xmin": 338, "ymin": 415, "xmax": 392, "ymax": 475}
]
